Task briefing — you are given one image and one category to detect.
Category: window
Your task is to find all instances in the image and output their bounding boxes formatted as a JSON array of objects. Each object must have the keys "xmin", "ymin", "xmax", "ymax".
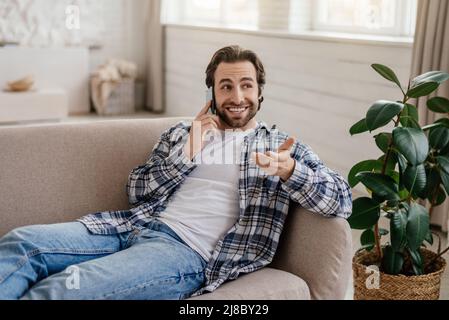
[
  {"xmin": 162, "ymin": 0, "xmax": 258, "ymax": 31},
  {"xmin": 312, "ymin": 0, "xmax": 417, "ymax": 37},
  {"xmin": 161, "ymin": 0, "xmax": 418, "ymax": 39}
]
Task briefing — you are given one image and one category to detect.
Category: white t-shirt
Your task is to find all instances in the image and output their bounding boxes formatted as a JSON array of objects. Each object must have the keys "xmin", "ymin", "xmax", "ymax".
[{"xmin": 158, "ymin": 128, "xmax": 253, "ymax": 261}]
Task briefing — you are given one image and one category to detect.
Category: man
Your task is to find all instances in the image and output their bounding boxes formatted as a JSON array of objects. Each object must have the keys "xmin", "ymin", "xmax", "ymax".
[{"xmin": 0, "ymin": 45, "xmax": 352, "ymax": 300}]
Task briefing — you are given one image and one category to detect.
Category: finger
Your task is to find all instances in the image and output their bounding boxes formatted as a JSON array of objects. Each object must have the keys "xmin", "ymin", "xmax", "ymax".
[
  {"xmin": 201, "ymin": 118, "xmax": 218, "ymax": 129},
  {"xmin": 197, "ymin": 100, "xmax": 212, "ymax": 117},
  {"xmin": 268, "ymin": 150, "xmax": 291, "ymax": 162},
  {"xmin": 253, "ymin": 152, "xmax": 274, "ymax": 168},
  {"xmin": 197, "ymin": 113, "xmax": 215, "ymax": 122},
  {"xmin": 278, "ymin": 137, "xmax": 296, "ymax": 152},
  {"xmin": 266, "ymin": 150, "xmax": 280, "ymax": 161},
  {"xmin": 259, "ymin": 161, "xmax": 279, "ymax": 175},
  {"xmin": 198, "ymin": 114, "xmax": 221, "ymax": 128}
]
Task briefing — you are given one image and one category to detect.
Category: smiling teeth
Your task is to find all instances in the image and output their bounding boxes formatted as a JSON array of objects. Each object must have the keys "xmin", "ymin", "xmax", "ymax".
[{"xmin": 229, "ymin": 108, "xmax": 246, "ymax": 112}]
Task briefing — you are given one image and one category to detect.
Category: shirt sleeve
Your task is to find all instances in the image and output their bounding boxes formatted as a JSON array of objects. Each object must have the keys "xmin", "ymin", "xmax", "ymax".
[
  {"xmin": 126, "ymin": 124, "xmax": 196, "ymax": 207},
  {"xmin": 280, "ymin": 141, "xmax": 352, "ymax": 219}
]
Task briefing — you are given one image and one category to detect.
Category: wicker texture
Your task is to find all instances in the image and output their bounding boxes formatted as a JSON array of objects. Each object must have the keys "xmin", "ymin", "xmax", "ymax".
[{"xmin": 353, "ymin": 248, "xmax": 446, "ymax": 300}]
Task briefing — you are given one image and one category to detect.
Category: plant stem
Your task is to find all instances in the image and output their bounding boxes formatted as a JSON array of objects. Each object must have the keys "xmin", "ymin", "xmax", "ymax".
[
  {"xmin": 375, "ymin": 94, "xmax": 409, "ymax": 261},
  {"xmin": 374, "ymin": 223, "xmax": 382, "ymax": 259}
]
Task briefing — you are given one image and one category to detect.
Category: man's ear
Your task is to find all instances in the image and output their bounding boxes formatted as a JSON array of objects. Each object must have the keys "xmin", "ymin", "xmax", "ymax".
[{"xmin": 258, "ymin": 96, "xmax": 264, "ymax": 111}]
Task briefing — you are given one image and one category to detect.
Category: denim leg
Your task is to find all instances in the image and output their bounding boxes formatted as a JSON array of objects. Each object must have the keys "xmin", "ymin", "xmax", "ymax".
[
  {"xmin": 21, "ymin": 221, "xmax": 207, "ymax": 300},
  {"xmin": 0, "ymin": 222, "xmax": 135, "ymax": 299}
]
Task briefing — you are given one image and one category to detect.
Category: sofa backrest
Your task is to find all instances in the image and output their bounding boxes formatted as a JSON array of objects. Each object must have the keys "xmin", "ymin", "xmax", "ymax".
[{"xmin": 0, "ymin": 117, "xmax": 187, "ymax": 236}]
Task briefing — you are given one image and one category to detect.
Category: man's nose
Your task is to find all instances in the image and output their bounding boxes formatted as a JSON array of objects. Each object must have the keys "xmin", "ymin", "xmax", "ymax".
[{"xmin": 230, "ymin": 88, "xmax": 244, "ymax": 105}]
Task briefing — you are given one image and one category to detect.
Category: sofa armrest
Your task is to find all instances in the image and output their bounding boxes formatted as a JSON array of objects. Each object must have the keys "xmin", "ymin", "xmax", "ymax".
[{"xmin": 270, "ymin": 203, "xmax": 353, "ymax": 300}]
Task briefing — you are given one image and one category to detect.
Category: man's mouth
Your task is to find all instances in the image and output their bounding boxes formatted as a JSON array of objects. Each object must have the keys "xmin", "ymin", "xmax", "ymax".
[{"xmin": 226, "ymin": 106, "xmax": 249, "ymax": 114}]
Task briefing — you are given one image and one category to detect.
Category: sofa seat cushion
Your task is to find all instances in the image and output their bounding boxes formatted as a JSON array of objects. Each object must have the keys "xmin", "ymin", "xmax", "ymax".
[{"xmin": 188, "ymin": 267, "xmax": 310, "ymax": 300}]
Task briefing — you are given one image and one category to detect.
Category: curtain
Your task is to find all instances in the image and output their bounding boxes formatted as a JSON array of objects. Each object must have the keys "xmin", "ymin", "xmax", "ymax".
[
  {"xmin": 145, "ymin": 0, "xmax": 165, "ymax": 113},
  {"xmin": 411, "ymin": 0, "xmax": 449, "ymax": 231}
]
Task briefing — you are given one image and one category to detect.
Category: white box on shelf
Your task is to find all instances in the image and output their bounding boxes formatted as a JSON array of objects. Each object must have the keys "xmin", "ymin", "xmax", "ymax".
[{"xmin": 0, "ymin": 88, "xmax": 68, "ymax": 123}]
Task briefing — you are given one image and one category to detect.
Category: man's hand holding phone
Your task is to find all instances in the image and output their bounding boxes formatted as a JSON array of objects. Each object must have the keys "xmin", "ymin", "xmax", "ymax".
[{"xmin": 184, "ymin": 101, "xmax": 222, "ymax": 161}]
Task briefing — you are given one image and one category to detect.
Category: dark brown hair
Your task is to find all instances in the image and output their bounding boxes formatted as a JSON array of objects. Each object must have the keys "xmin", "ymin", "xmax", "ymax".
[{"xmin": 205, "ymin": 45, "xmax": 266, "ymax": 96}]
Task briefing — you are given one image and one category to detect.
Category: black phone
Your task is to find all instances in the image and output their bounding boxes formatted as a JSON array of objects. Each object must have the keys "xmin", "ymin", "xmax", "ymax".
[{"xmin": 206, "ymin": 87, "xmax": 216, "ymax": 114}]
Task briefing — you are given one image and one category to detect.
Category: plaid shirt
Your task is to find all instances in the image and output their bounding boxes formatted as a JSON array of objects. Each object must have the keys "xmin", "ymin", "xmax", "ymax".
[{"xmin": 78, "ymin": 120, "xmax": 352, "ymax": 296}]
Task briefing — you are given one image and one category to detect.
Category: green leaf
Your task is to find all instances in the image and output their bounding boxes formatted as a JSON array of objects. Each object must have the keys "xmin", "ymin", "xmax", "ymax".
[
  {"xmin": 348, "ymin": 160, "xmax": 383, "ymax": 188},
  {"xmin": 355, "ymin": 172, "xmax": 400, "ymax": 200},
  {"xmin": 348, "ymin": 197, "xmax": 381, "ymax": 230},
  {"xmin": 390, "ymin": 211, "xmax": 407, "ymax": 252},
  {"xmin": 400, "ymin": 104, "xmax": 420, "ymax": 128},
  {"xmin": 360, "ymin": 228, "xmax": 375, "ymax": 251},
  {"xmin": 397, "ymin": 153, "xmax": 408, "ymax": 173},
  {"xmin": 406, "ymin": 203, "xmax": 430, "ymax": 251},
  {"xmin": 382, "ymin": 245, "xmax": 404, "ymax": 275},
  {"xmin": 429, "ymin": 127, "xmax": 449, "ymax": 150},
  {"xmin": 434, "ymin": 186, "xmax": 447, "ymax": 206},
  {"xmin": 403, "ymin": 164, "xmax": 427, "ymax": 196},
  {"xmin": 374, "ymin": 133, "xmax": 391, "ymax": 153},
  {"xmin": 420, "ymin": 166, "xmax": 441, "ymax": 200},
  {"xmin": 407, "ymin": 82, "xmax": 439, "ymax": 98},
  {"xmin": 437, "ymin": 156, "xmax": 449, "ymax": 195},
  {"xmin": 350, "ymin": 118, "xmax": 369, "ymax": 135},
  {"xmin": 408, "ymin": 248, "xmax": 424, "ymax": 275},
  {"xmin": 393, "ymin": 127, "xmax": 429, "ymax": 165},
  {"xmin": 378, "ymin": 152, "xmax": 398, "ymax": 174},
  {"xmin": 441, "ymin": 139, "xmax": 449, "ymax": 155},
  {"xmin": 371, "ymin": 64, "xmax": 402, "ymax": 89},
  {"xmin": 435, "ymin": 118, "xmax": 449, "ymax": 128},
  {"xmin": 437, "ymin": 155, "xmax": 449, "ymax": 174},
  {"xmin": 424, "ymin": 229, "xmax": 433, "ymax": 246},
  {"xmin": 387, "ymin": 170, "xmax": 400, "ymax": 184},
  {"xmin": 366, "ymin": 100, "xmax": 404, "ymax": 131},
  {"xmin": 427, "ymin": 97, "xmax": 449, "ymax": 113},
  {"xmin": 411, "ymin": 71, "xmax": 449, "ymax": 86}
]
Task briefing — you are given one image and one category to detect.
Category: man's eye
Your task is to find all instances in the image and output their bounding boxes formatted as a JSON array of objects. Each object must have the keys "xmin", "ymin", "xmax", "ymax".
[
  {"xmin": 242, "ymin": 84, "xmax": 253, "ymax": 89},
  {"xmin": 222, "ymin": 85, "xmax": 232, "ymax": 91}
]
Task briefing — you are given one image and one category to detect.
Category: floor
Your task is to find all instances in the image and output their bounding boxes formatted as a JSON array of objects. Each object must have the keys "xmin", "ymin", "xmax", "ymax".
[{"xmin": 347, "ymin": 222, "xmax": 449, "ymax": 300}]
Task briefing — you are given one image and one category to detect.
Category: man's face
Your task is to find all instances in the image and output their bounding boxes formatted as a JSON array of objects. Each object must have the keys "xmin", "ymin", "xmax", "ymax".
[{"xmin": 213, "ymin": 61, "xmax": 259, "ymax": 129}]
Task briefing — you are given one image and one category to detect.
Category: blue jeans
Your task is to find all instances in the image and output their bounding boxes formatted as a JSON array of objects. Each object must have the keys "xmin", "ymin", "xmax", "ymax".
[{"xmin": 0, "ymin": 219, "xmax": 207, "ymax": 300}]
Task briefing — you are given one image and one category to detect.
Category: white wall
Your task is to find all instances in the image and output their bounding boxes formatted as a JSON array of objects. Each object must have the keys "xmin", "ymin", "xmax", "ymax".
[
  {"xmin": 1, "ymin": 0, "xmax": 149, "ymax": 109},
  {"xmin": 88, "ymin": 0, "xmax": 147, "ymax": 80},
  {"xmin": 164, "ymin": 25, "xmax": 414, "ymax": 193}
]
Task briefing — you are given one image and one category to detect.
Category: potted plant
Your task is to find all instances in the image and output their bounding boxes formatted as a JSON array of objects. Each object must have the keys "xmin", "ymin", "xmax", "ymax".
[{"xmin": 348, "ymin": 64, "xmax": 449, "ymax": 300}]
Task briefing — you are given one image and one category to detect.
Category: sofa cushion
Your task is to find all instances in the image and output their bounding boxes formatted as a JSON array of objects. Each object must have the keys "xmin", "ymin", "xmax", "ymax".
[{"xmin": 188, "ymin": 267, "xmax": 310, "ymax": 300}]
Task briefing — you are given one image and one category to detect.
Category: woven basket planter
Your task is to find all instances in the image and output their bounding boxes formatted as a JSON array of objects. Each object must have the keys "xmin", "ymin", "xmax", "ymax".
[{"xmin": 353, "ymin": 248, "xmax": 446, "ymax": 300}]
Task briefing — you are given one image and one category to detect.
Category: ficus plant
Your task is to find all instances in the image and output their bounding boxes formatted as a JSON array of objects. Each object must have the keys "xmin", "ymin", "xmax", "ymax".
[{"xmin": 348, "ymin": 64, "xmax": 449, "ymax": 275}]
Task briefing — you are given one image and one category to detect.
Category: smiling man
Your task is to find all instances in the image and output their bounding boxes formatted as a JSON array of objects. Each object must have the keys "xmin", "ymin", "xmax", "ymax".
[{"xmin": 0, "ymin": 45, "xmax": 352, "ymax": 300}]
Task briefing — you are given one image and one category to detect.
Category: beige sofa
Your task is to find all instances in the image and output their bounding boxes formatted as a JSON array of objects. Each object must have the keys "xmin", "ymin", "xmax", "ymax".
[{"xmin": 0, "ymin": 117, "xmax": 353, "ymax": 300}]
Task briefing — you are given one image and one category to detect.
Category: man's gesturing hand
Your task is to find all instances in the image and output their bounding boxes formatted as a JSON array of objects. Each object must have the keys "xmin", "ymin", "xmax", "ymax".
[
  {"xmin": 251, "ymin": 137, "xmax": 296, "ymax": 182},
  {"xmin": 184, "ymin": 101, "xmax": 222, "ymax": 161}
]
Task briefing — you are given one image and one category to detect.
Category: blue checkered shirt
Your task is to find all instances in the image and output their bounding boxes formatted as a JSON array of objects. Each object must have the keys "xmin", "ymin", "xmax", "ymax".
[{"xmin": 78, "ymin": 120, "xmax": 352, "ymax": 296}]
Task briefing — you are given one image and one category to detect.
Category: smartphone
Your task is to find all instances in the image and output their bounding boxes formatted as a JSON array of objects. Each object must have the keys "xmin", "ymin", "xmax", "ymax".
[{"xmin": 206, "ymin": 87, "xmax": 216, "ymax": 114}]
